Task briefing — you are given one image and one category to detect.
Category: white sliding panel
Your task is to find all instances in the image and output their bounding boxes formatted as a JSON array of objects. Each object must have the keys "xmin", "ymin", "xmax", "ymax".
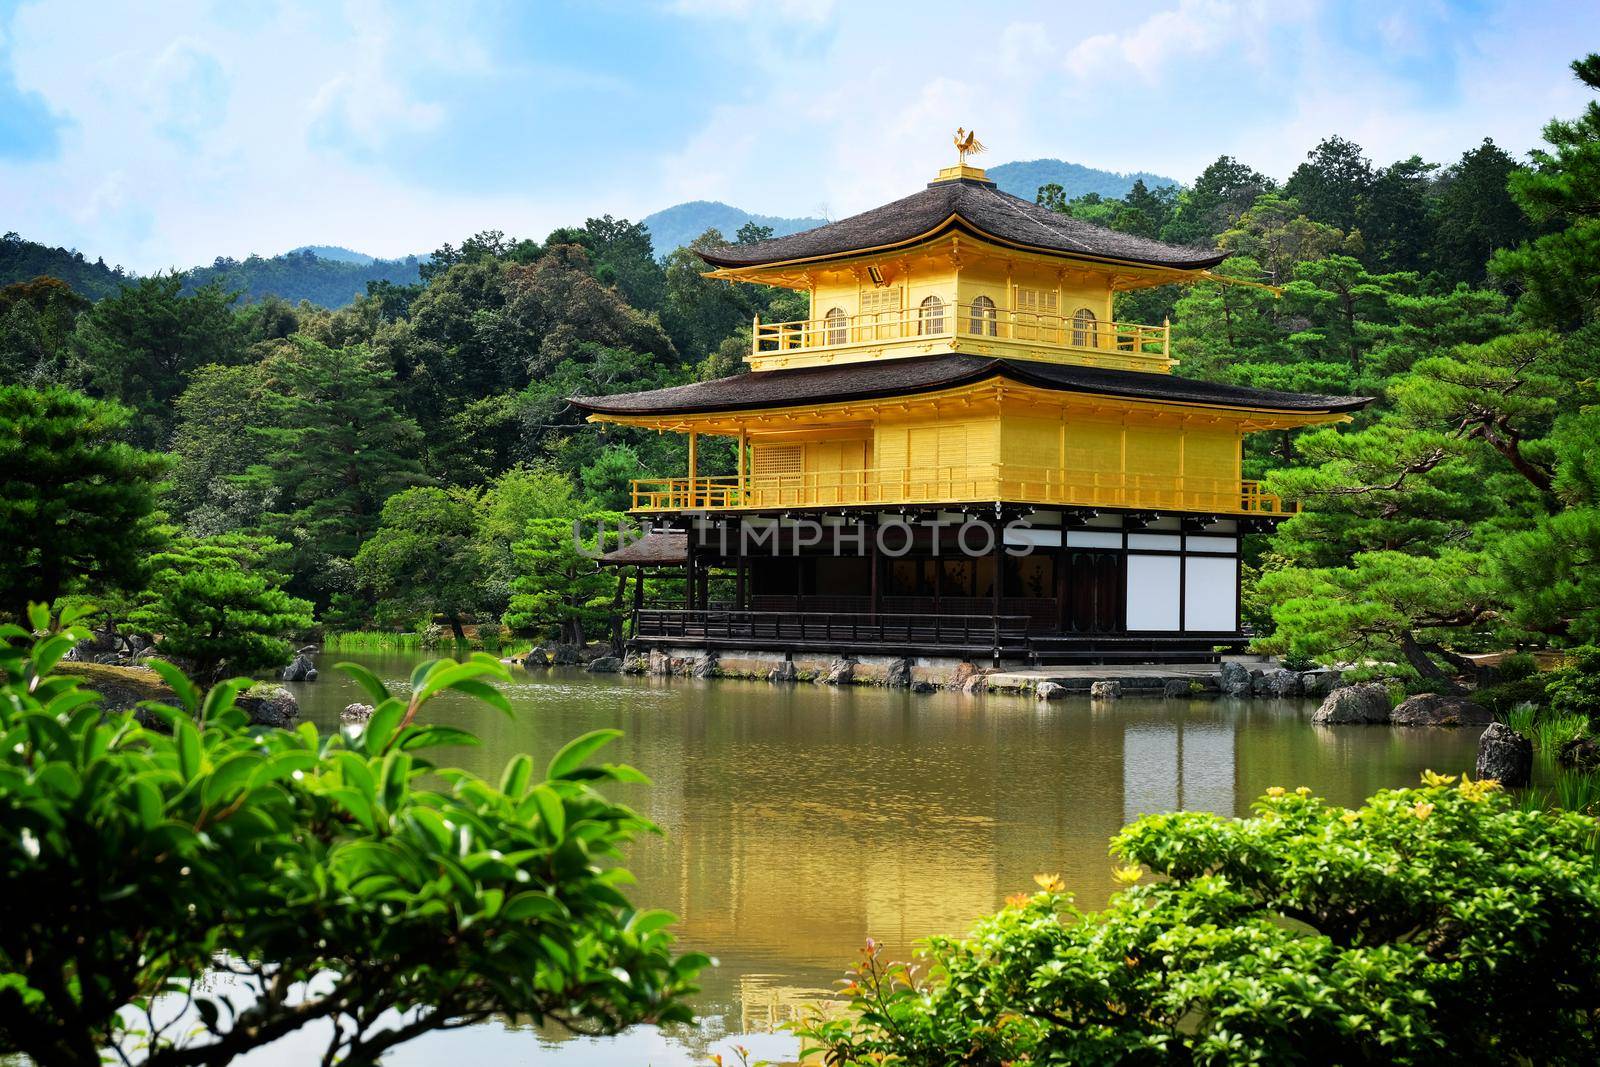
[
  {"xmin": 1126, "ymin": 554, "xmax": 1181, "ymax": 631},
  {"xmin": 1183, "ymin": 554, "xmax": 1238, "ymax": 632}
]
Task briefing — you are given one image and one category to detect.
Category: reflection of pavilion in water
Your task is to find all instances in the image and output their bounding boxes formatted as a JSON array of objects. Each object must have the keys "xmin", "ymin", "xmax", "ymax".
[
  {"xmin": 611, "ymin": 692, "xmax": 1244, "ymax": 1042},
  {"xmin": 736, "ymin": 974, "xmax": 848, "ymax": 1035},
  {"xmin": 1122, "ymin": 720, "xmax": 1237, "ymax": 821}
]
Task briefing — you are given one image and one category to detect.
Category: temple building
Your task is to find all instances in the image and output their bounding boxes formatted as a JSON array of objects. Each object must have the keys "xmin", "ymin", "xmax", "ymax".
[{"xmin": 571, "ymin": 149, "xmax": 1369, "ymax": 665}]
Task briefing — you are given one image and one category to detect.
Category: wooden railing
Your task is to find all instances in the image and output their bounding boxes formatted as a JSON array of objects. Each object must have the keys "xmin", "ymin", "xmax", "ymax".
[
  {"xmin": 633, "ymin": 608, "xmax": 1031, "ymax": 653},
  {"xmin": 629, "ymin": 466, "xmax": 1293, "ymax": 515},
  {"xmin": 753, "ymin": 303, "xmax": 1169, "ymax": 361}
]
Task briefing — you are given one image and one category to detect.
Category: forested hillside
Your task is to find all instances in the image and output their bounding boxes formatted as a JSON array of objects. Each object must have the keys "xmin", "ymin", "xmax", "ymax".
[
  {"xmin": 0, "ymin": 232, "xmax": 131, "ymax": 300},
  {"xmin": 3, "ymin": 52, "xmax": 1597, "ymax": 681},
  {"xmin": 0, "ymin": 234, "xmax": 423, "ymax": 309},
  {"xmin": 639, "ymin": 200, "xmax": 824, "ymax": 256},
  {"xmin": 183, "ymin": 250, "xmax": 422, "ymax": 307},
  {"xmin": 988, "ymin": 158, "xmax": 1179, "ymax": 201}
]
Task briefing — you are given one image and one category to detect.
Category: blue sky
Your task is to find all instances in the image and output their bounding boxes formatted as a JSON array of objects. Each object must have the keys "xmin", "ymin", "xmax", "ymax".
[{"xmin": 3, "ymin": 0, "xmax": 1597, "ymax": 272}]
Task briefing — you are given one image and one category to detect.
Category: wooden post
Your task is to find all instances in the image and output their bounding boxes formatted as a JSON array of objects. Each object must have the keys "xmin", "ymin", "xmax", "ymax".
[
  {"xmin": 991, "ymin": 527, "xmax": 1004, "ymax": 665},
  {"xmin": 735, "ymin": 556, "xmax": 746, "ymax": 610},
  {"xmin": 686, "ymin": 431, "xmax": 698, "ymax": 510},
  {"xmin": 869, "ymin": 522, "xmax": 880, "ymax": 623},
  {"xmin": 737, "ymin": 427, "xmax": 747, "ymax": 504}
]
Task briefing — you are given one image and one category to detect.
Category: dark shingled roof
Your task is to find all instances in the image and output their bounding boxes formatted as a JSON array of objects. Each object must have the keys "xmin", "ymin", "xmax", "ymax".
[
  {"xmin": 598, "ymin": 528, "xmax": 687, "ymax": 567},
  {"xmin": 570, "ymin": 355, "xmax": 1372, "ymax": 417},
  {"xmin": 698, "ymin": 176, "xmax": 1227, "ymax": 271}
]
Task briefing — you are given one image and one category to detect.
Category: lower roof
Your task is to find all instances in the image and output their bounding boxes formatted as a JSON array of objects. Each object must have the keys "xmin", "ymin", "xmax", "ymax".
[{"xmin": 569, "ymin": 355, "xmax": 1371, "ymax": 418}]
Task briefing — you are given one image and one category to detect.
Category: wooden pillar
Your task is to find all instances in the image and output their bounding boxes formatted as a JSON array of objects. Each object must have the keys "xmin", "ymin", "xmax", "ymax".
[
  {"xmin": 632, "ymin": 566, "xmax": 645, "ymax": 613},
  {"xmin": 737, "ymin": 428, "xmax": 747, "ymax": 503},
  {"xmin": 735, "ymin": 556, "xmax": 746, "ymax": 610},
  {"xmin": 686, "ymin": 546, "xmax": 697, "ymax": 609},
  {"xmin": 687, "ymin": 431, "xmax": 698, "ymax": 509},
  {"xmin": 869, "ymin": 523, "xmax": 880, "ymax": 621}
]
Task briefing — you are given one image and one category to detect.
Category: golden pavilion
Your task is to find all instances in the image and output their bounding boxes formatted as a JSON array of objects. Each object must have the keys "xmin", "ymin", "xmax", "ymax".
[{"xmin": 571, "ymin": 147, "xmax": 1368, "ymax": 665}]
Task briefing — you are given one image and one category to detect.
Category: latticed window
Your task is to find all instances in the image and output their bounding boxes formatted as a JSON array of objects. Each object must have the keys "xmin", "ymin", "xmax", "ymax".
[
  {"xmin": 918, "ymin": 295, "xmax": 945, "ymax": 335},
  {"xmin": 860, "ymin": 287, "xmax": 901, "ymax": 339},
  {"xmin": 1071, "ymin": 307, "xmax": 1098, "ymax": 347},
  {"xmin": 969, "ymin": 295, "xmax": 997, "ymax": 336},
  {"xmin": 823, "ymin": 306, "xmax": 847, "ymax": 345}
]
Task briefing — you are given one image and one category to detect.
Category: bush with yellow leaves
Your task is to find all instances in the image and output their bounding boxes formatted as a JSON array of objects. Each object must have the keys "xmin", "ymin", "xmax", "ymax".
[{"xmin": 800, "ymin": 773, "xmax": 1600, "ymax": 1065}]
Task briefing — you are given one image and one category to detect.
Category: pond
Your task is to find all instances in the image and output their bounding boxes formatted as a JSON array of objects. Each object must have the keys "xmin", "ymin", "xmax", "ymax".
[{"xmin": 255, "ymin": 652, "xmax": 1486, "ymax": 1065}]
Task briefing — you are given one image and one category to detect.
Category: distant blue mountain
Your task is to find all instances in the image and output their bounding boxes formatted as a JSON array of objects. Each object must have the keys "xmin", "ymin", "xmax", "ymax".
[
  {"xmin": 287, "ymin": 244, "xmax": 378, "ymax": 265},
  {"xmin": 640, "ymin": 201, "xmax": 825, "ymax": 258},
  {"xmin": 638, "ymin": 160, "xmax": 1183, "ymax": 256},
  {"xmin": 987, "ymin": 159, "xmax": 1182, "ymax": 202}
]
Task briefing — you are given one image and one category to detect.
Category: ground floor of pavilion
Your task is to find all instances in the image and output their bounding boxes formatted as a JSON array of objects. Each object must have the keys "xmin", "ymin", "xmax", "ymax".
[{"xmin": 604, "ymin": 505, "xmax": 1270, "ymax": 665}]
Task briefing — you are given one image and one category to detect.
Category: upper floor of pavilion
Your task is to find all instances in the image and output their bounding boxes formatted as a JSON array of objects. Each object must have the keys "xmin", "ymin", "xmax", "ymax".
[{"xmin": 698, "ymin": 161, "xmax": 1233, "ymax": 375}]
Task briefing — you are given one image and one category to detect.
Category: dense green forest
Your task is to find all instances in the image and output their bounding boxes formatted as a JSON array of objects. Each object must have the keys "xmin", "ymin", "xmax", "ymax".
[
  {"xmin": 2, "ymin": 53, "xmax": 1597, "ymax": 684},
  {"xmin": 0, "ymin": 234, "xmax": 423, "ymax": 309}
]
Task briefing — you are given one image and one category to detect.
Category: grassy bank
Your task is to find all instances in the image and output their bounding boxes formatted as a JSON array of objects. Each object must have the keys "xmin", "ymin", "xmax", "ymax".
[{"xmin": 323, "ymin": 629, "xmax": 507, "ymax": 653}]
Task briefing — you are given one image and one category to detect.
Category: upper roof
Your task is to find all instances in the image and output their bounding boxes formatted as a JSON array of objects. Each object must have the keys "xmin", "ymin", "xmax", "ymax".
[
  {"xmin": 570, "ymin": 354, "xmax": 1371, "ymax": 418},
  {"xmin": 697, "ymin": 175, "xmax": 1227, "ymax": 271}
]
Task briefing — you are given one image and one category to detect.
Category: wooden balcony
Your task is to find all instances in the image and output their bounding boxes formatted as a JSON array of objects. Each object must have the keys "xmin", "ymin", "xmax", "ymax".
[
  {"xmin": 749, "ymin": 303, "xmax": 1171, "ymax": 372},
  {"xmin": 629, "ymin": 465, "xmax": 1294, "ymax": 516}
]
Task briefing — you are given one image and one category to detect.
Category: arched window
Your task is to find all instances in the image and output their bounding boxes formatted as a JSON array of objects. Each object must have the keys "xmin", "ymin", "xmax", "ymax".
[
  {"xmin": 823, "ymin": 306, "xmax": 847, "ymax": 346},
  {"xmin": 1071, "ymin": 307, "xmax": 1098, "ymax": 348},
  {"xmin": 969, "ymin": 295, "xmax": 997, "ymax": 337},
  {"xmin": 918, "ymin": 295, "xmax": 945, "ymax": 336}
]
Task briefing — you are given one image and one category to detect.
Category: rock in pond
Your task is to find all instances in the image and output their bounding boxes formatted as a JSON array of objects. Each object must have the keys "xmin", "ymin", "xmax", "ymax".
[
  {"xmin": 1162, "ymin": 677, "xmax": 1197, "ymax": 698},
  {"xmin": 1389, "ymin": 693, "xmax": 1495, "ymax": 727},
  {"xmin": 1311, "ymin": 682, "xmax": 1392, "ymax": 725},
  {"xmin": 884, "ymin": 657, "xmax": 912, "ymax": 689},
  {"xmin": 1219, "ymin": 661, "xmax": 1255, "ymax": 697},
  {"xmin": 549, "ymin": 644, "xmax": 583, "ymax": 666},
  {"xmin": 586, "ymin": 656, "xmax": 622, "ymax": 673},
  {"xmin": 1476, "ymin": 722, "xmax": 1533, "ymax": 787},
  {"xmin": 1299, "ymin": 669, "xmax": 1344, "ymax": 698},
  {"xmin": 238, "ymin": 684, "xmax": 299, "ymax": 729},
  {"xmin": 768, "ymin": 660, "xmax": 798, "ymax": 684},
  {"xmin": 622, "ymin": 652, "xmax": 648, "ymax": 674},
  {"xmin": 691, "ymin": 653, "xmax": 719, "ymax": 679},
  {"xmin": 1036, "ymin": 681, "xmax": 1068, "ymax": 701},
  {"xmin": 1089, "ymin": 679, "xmax": 1122, "ymax": 700},
  {"xmin": 522, "ymin": 646, "xmax": 552, "ymax": 668},
  {"xmin": 1559, "ymin": 735, "xmax": 1600, "ymax": 772},
  {"xmin": 1254, "ymin": 668, "xmax": 1301, "ymax": 698},
  {"xmin": 341, "ymin": 702, "xmax": 375, "ymax": 724},
  {"xmin": 281, "ymin": 651, "xmax": 317, "ymax": 683},
  {"xmin": 819, "ymin": 658, "xmax": 854, "ymax": 686}
]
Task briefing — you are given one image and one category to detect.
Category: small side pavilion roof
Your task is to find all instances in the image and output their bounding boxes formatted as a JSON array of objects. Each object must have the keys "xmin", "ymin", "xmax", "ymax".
[
  {"xmin": 598, "ymin": 528, "xmax": 688, "ymax": 567},
  {"xmin": 697, "ymin": 175, "xmax": 1227, "ymax": 272},
  {"xmin": 569, "ymin": 354, "xmax": 1372, "ymax": 418}
]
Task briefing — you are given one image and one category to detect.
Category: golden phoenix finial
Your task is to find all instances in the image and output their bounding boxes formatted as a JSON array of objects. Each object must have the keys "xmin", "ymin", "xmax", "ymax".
[{"xmin": 953, "ymin": 127, "xmax": 986, "ymax": 165}]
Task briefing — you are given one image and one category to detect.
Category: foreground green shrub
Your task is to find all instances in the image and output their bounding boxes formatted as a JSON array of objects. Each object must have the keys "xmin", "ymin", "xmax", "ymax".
[
  {"xmin": 0, "ymin": 605, "xmax": 704, "ymax": 1066},
  {"xmin": 803, "ymin": 775, "xmax": 1600, "ymax": 1065}
]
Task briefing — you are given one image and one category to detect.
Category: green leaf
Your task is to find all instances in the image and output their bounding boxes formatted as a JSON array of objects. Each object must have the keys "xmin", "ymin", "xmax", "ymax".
[
  {"xmin": 362, "ymin": 702, "xmax": 405, "ymax": 756},
  {"xmin": 626, "ymin": 908, "xmax": 678, "ymax": 937},
  {"xmin": 145, "ymin": 659, "xmax": 201, "ymax": 717},
  {"xmin": 202, "ymin": 754, "xmax": 259, "ymax": 809},
  {"xmin": 336, "ymin": 662, "xmax": 392, "ymax": 707},
  {"xmin": 446, "ymin": 677, "xmax": 513, "ymax": 719},
  {"xmin": 503, "ymin": 892, "xmax": 565, "ymax": 922},
  {"xmin": 500, "ymin": 754, "xmax": 534, "ymax": 797},
  {"xmin": 200, "ymin": 679, "xmax": 248, "ymax": 725},
  {"xmin": 393, "ymin": 724, "xmax": 480, "ymax": 752},
  {"xmin": 529, "ymin": 784, "xmax": 565, "ymax": 840},
  {"xmin": 546, "ymin": 729, "xmax": 622, "ymax": 781},
  {"xmin": 174, "ymin": 719, "xmax": 202, "ymax": 781}
]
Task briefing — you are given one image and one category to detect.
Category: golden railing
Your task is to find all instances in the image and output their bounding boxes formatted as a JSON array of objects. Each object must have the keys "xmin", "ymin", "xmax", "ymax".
[
  {"xmin": 752, "ymin": 303, "xmax": 1169, "ymax": 361},
  {"xmin": 630, "ymin": 466, "xmax": 1294, "ymax": 515}
]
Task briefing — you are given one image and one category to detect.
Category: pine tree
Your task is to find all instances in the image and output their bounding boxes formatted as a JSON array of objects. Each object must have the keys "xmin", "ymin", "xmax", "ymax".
[
  {"xmin": 0, "ymin": 386, "xmax": 168, "ymax": 618},
  {"xmin": 502, "ymin": 515, "xmax": 621, "ymax": 645},
  {"xmin": 253, "ymin": 338, "xmax": 427, "ymax": 600}
]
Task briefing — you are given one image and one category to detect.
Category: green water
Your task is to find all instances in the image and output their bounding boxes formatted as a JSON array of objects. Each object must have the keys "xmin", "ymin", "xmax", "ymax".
[{"xmin": 252, "ymin": 652, "xmax": 1485, "ymax": 1065}]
